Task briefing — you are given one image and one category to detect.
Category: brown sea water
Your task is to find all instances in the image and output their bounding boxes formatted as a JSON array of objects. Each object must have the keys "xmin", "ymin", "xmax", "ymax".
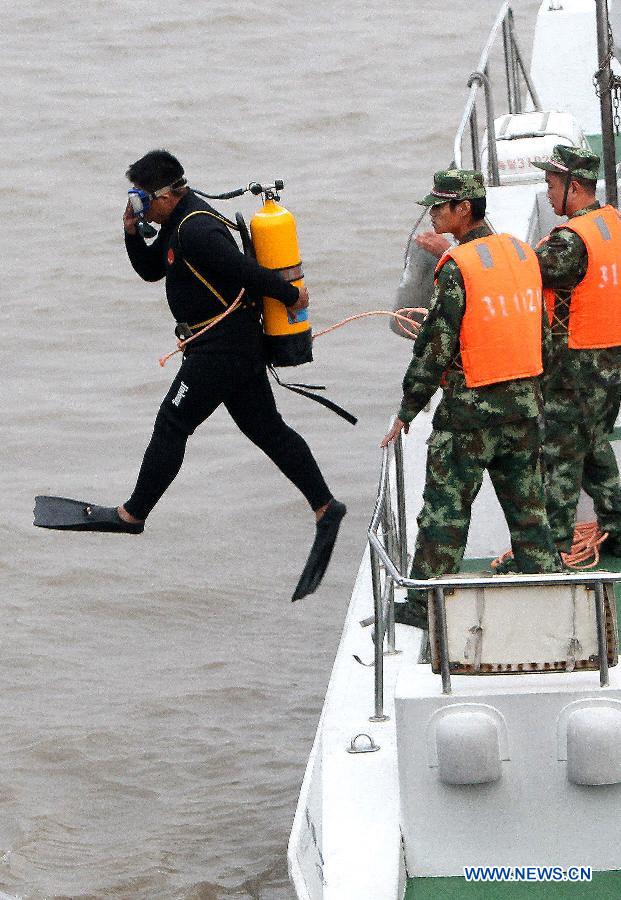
[{"xmin": 3, "ymin": 1, "xmax": 539, "ymax": 897}]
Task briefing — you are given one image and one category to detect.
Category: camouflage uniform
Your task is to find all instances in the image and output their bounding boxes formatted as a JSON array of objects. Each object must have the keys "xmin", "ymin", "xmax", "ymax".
[
  {"xmin": 396, "ymin": 171, "xmax": 560, "ymax": 627},
  {"xmin": 533, "ymin": 146, "xmax": 621, "ymax": 553}
]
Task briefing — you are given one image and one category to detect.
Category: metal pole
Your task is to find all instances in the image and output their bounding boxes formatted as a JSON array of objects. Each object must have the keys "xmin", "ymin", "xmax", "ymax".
[
  {"xmin": 511, "ymin": 30, "xmax": 542, "ymax": 111},
  {"xmin": 433, "ymin": 587, "xmax": 452, "ymax": 694},
  {"xmin": 394, "ymin": 433, "xmax": 408, "ymax": 576},
  {"xmin": 502, "ymin": 17, "xmax": 516, "ymax": 114},
  {"xmin": 595, "ymin": 0, "xmax": 618, "ymax": 207},
  {"xmin": 594, "ymin": 581, "xmax": 610, "ymax": 687},
  {"xmin": 508, "ymin": 10, "xmax": 523, "ymax": 114},
  {"xmin": 370, "ymin": 545, "xmax": 389, "ymax": 722}
]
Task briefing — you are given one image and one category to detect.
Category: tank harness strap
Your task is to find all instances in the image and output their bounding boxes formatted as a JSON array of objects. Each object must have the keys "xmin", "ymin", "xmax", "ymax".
[
  {"xmin": 180, "ymin": 209, "xmax": 240, "ymax": 231},
  {"xmin": 268, "ymin": 366, "xmax": 358, "ymax": 426},
  {"xmin": 178, "ymin": 210, "xmax": 242, "ymax": 310},
  {"xmin": 188, "ymin": 312, "xmax": 228, "ymax": 331}
]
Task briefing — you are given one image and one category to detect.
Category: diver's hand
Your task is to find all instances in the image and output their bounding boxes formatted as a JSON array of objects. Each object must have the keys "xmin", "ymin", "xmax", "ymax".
[
  {"xmin": 123, "ymin": 201, "xmax": 139, "ymax": 236},
  {"xmin": 380, "ymin": 418, "xmax": 409, "ymax": 448},
  {"xmin": 414, "ymin": 231, "xmax": 451, "ymax": 259},
  {"xmin": 288, "ymin": 285, "xmax": 309, "ymax": 314}
]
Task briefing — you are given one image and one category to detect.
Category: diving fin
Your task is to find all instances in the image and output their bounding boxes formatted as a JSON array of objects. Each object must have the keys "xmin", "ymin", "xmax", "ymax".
[
  {"xmin": 292, "ymin": 500, "xmax": 347, "ymax": 601},
  {"xmin": 33, "ymin": 496, "xmax": 144, "ymax": 534}
]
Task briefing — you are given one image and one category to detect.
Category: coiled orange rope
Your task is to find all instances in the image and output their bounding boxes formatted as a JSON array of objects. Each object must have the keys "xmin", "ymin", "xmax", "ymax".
[{"xmin": 491, "ymin": 521, "xmax": 609, "ymax": 571}]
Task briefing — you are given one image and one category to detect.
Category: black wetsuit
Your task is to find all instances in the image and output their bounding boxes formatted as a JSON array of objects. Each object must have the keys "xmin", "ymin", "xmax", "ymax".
[{"xmin": 123, "ymin": 190, "xmax": 332, "ymax": 520}]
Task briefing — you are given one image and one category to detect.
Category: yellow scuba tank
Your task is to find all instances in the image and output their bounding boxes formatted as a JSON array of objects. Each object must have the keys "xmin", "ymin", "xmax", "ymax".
[{"xmin": 250, "ymin": 183, "xmax": 313, "ymax": 367}]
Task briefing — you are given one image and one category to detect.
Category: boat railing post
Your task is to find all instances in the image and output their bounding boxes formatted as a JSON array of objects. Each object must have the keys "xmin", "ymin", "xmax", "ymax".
[
  {"xmin": 433, "ymin": 587, "xmax": 452, "ymax": 695},
  {"xmin": 594, "ymin": 580, "xmax": 610, "ymax": 687},
  {"xmin": 370, "ymin": 540, "xmax": 389, "ymax": 722},
  {"xmin": 468, "ymin": 70, "xmax": 500, "ymax": 186},
  {"xmin": 394, "ymin": 432, "xmax": 408, "ymax": 578},
  {"xmin": 510, "ymin": 19, "xmax": 542, "ymax": 111},
  {"xmin": 508, "ymin": 9, "xmax": 523, "ymax": 113},
  {"xmin": 380, "ymin": 487, "xmax": 397, "ymax": 655},
  {"xmin": 502, "ymin": 14, "xmax": 516, "ymax": 114},
  {"xmin": 470, "ymin": 105, "xmax": 481, "ymax": 172}
]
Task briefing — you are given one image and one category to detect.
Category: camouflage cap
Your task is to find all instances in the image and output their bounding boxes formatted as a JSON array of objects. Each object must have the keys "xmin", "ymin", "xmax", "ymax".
[
  {"xmin": 417, "ymin": 169, "xmax": 486, "ymax": 207},
  {"xmin": 531, "ymin": 144, "xmax": 600, "ymax": 181}
]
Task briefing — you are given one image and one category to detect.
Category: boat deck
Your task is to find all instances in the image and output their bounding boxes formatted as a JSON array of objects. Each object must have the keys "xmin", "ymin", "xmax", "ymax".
[{"xmin": 406, "ymin": 552, "xmax": 621, "ymax": 898}]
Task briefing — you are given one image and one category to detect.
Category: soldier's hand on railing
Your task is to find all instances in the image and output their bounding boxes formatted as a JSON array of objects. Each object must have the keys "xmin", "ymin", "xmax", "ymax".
[{"xmin": 380, "ymin": 417, "xmax": 409, "ymax": 448}]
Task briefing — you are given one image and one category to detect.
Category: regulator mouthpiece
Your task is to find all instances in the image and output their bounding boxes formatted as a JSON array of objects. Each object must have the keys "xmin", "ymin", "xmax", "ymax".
[{"xmin": 137, "ymin": 221, "xmax": 157, "ymax": 238}]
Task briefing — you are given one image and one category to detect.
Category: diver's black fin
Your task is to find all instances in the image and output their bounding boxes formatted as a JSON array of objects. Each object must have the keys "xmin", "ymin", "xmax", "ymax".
[
  {"xmin": 292, "ymin": 500, "xmax": 347, "ymax": 601},
  {"xmin": 33, "ymin": 496, "xmax": 144, "ymax": 534}
]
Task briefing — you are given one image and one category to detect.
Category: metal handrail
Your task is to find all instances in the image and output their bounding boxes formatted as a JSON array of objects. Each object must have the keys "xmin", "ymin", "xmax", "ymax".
[
  {"xmin": 453, "ymin": 3, "xmax": 542, "ymax": 180},
  {"xmin": 366, "ymin": 434, "xmax": 408, "ymax": 721},
  {"xmin": 367, "ymin": 432, "xmax": 621, "ymax": 713}
]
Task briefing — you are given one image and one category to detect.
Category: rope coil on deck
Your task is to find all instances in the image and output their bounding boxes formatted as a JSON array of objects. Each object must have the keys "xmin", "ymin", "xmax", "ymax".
[{"xmin": 491, "ymin": 521, "xmax": 610, "ymax": 571}]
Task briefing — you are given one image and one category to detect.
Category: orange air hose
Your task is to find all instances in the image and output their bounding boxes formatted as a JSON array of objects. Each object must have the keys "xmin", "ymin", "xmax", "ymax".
[
  {"xmin": 158, "ymin": 289, "xmax": 245, "ymax": 367},
  {"xmin": 159, "ymin": 303, "xmax": 427, "ymax": 366},
  {"xmin": 313, "ymin": 307, "xmax": 427, "ymax": 340}
]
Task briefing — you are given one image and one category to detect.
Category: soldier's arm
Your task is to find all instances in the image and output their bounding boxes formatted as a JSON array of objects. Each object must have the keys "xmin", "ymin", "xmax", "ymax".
[
  {"xmin": 398, "ymin": 260, "xmax": 464, "ymax": 423},
  {"xmin": 124, "ymin": 229, "xmax": 167, "ymax": 282},
  {"xmin": 541, "ymin": 298, "xmax": 554, "ymax": 372},
  {"xmin": 535, "ymin": 228, "xmax": 588, "ymax": 291}
]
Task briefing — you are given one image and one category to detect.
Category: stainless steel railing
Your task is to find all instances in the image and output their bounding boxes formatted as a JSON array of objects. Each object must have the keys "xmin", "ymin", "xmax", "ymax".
[
  {"xmin": 453, "ymin": 2, "xmax": 542, "ymax": 183},
  {"xmin": 367, "ymin": 430, "xmax": 621, "ymax": 717}
]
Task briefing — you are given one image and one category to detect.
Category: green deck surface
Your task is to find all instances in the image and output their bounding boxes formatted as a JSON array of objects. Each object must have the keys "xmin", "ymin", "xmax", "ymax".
[
  {"xmin": 585, "ymin": 133, "xmax": 621, "ymax": 177},
  {"xmin": 405, "ymin": 871, "xmax": 621, "ymax": 898},
  {"xmin": 405, "ymin": 553, "xmax": 621, "ymax": 897}
]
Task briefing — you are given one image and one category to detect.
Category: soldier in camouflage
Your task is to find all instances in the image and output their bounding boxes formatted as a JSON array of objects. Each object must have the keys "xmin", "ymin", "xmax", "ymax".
[
  {"xmin": 533, "ymin": 145, "xmax": 621, "ymax": 555},
  {"xmin": 382, "ymin": 170, "xmax": 561, "ymax": 628}
]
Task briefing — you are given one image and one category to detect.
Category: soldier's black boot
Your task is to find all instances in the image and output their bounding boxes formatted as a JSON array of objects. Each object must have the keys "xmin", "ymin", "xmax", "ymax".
[{"xmin": 394, "ymin": 589, "xmax": 429, "ymax": 629}]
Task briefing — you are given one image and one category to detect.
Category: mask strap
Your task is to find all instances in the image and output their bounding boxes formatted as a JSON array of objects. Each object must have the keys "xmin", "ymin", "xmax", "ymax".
[{"xmin": 152, "ymin": 177, "xmax": 187, "ymax": 198}]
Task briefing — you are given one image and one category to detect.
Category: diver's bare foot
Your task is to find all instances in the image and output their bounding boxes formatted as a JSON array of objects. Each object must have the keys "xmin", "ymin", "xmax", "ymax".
[
  {"xmin": 315, "ymin": 502, "xmax": 331, "ymax": 522},
  {"xmin": 117, "ymin": 506, "xmax": 144, "ymax": 525}
]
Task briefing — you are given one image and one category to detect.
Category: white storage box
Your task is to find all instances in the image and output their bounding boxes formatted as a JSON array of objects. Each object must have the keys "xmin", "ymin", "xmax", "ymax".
[
  {"xmin": 481, "ymin": 111, "xmax": 591, "ymax": 184},
  {"xmin": 427, "ymin": 578, "xmax": 618, "ymax": 675}
]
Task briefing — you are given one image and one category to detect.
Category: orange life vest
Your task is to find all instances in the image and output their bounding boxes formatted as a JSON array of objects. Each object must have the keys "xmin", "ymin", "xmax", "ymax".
[
  {"xmin": 436, "ymin": 234, "xmax": 543, "ymax": 388},
  {"xmin": 542, "ymin": 205, "xmax": 621, "ymax": 349}
]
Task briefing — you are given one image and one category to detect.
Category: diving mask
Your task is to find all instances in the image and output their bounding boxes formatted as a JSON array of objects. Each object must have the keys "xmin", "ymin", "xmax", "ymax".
[
  {"xmin": 127, "ymin": 188, "xmax": 157, "ymax": 238},
  {"xmin": 128, "ymin": 188, "xmax": 152, "ymax": 217}
]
